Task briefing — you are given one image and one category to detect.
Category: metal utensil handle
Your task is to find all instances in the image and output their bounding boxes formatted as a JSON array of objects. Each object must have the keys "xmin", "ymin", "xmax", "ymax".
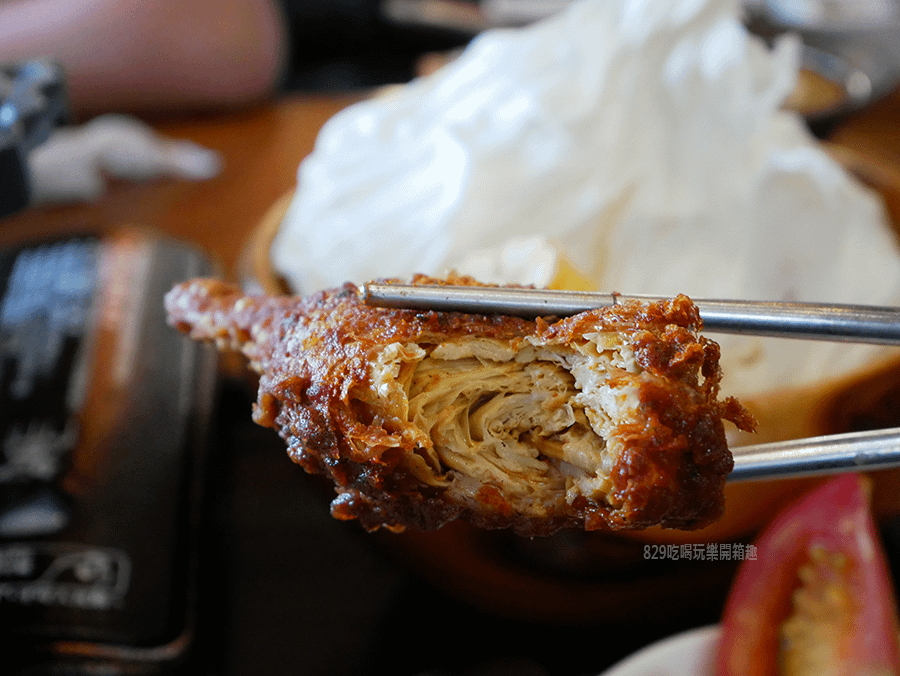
[
  {"xmin": 362, "ymin": 282, "xmax": 900, "ymax": 345},
  {"xmin": 729, "ymin": 427, "xmax": 900, "ymax": 482}
]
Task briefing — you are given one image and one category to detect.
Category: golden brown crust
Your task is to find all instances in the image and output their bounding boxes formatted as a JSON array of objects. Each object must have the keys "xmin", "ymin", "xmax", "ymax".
[{"xmin": 165, "ymin": 277, "xmax": 755, "ymax": 535}]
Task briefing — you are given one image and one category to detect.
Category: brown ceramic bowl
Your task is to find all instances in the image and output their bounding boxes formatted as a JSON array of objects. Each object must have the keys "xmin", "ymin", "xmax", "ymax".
[{"xmin": 241, "ymin": 141, "xmax": 900, "ymax": 621}]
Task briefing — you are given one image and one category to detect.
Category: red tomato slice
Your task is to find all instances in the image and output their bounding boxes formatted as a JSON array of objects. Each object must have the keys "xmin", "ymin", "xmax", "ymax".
[{"xmin": 716, "ymin": 473, "xmax": 900, "ymax": 676}]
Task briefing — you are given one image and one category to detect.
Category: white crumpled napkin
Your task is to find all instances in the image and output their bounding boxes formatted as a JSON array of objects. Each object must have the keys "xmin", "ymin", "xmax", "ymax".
[
  {"xmin": 28, "ymin": 114, "xmax": 222, "ymax": 204},
  {"xmin": 271, "ymin": 0, "xmax": 900, "ymax": 397}
]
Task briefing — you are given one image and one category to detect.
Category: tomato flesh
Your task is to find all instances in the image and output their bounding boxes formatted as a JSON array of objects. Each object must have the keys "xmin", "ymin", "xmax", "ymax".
[{"xmin": 716, "ymin": 474, "xmax": 900, "ymax": 676}]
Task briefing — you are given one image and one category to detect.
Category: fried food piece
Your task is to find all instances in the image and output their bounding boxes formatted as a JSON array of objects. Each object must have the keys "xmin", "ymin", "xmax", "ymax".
[{"xmin": 165, "ymin": 276, "xmax": 755, "ymax": 536}]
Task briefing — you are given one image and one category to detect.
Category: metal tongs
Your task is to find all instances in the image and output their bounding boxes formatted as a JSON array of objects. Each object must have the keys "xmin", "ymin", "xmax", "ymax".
[{"xmin": 362, "ymin": 282, "xmax": 900, "ymax": 483}]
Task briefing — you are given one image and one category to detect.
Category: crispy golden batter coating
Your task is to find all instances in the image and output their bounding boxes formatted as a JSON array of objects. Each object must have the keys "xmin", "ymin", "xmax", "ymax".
[{"xmin": 165, "ymin": 276, "xmax": 755, "ymax": 535}]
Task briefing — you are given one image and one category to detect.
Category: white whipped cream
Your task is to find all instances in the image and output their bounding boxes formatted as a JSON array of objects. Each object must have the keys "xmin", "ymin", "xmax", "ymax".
[{"xmin": 271, "ymin": 0, "xmax": 900, "ymax": 397}]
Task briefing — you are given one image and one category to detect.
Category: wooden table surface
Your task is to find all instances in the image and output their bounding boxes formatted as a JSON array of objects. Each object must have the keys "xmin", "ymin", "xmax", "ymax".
[
  {"xmin": 1, "ymin": 86, "xmax": 900, "ymax": 278},
  {"xmin": 3, "ymin": 87, "xmax": 900, "ymax": 281},
  {"xmin": 0, "ymin": 93, "xmax": 362, "ymax": 274}
]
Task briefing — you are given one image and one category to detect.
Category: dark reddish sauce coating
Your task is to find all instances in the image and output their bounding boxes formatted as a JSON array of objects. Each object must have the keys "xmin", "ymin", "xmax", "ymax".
[{"xmin": 165, "ymin": 276, "xmax": 755, "ymax": 535}]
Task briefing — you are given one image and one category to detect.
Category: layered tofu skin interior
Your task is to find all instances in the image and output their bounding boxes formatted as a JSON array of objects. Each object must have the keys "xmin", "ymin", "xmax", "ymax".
[{"xmin": 369, "ymin": 331, "xmax": 666, "ymax": 521}]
